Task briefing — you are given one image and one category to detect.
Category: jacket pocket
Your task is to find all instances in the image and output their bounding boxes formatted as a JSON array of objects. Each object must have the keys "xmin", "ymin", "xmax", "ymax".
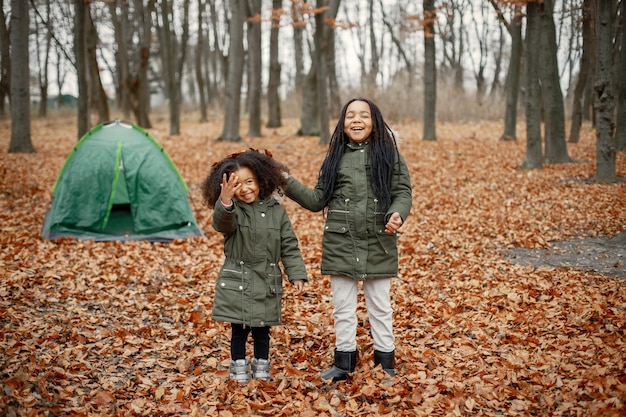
[{"xmin": 213, "ymin": 266, "xmax": 248, "ymax": 322}]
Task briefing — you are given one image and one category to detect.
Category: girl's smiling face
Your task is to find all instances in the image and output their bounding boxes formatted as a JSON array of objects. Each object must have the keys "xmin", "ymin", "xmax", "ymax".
[
  {"xmin": 343, "ymin": 100, "xmax": 373, "ymax": 144},
  {"xmin": 232, "ymin": 167, "xmax": 260, "ymax": 203}
]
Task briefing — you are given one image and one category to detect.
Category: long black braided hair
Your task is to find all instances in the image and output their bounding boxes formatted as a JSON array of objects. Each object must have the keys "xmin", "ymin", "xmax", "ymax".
[{"xmin": 318, "ymin": 98, "xmax": 399, "ymax": 211}]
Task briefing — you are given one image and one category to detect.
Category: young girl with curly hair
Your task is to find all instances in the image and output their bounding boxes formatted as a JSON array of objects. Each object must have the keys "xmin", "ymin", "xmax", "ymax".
[{"xmin": 201, "ymin": 149, "xmax": 307, "ymax": 383}]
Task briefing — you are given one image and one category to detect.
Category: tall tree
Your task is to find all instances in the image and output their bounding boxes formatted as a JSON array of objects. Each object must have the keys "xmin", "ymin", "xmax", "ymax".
[
  {"xmin": 133, "ymin": 0, "xmax": 156, "ymax": 129},
  {"xmin": 299, "ymin": 2, "xmax": 319, "ymax": 139},
  {"xmin": 108, "ymin": 0, "xmax": 132, "ymax": 119},
  {"xmin": 87, "ymin": 9, "xmax": 110, "ymax": 123},
  {"xmin": 8, "ymin": 0, "xmax": 33, "ymax": 152},
  {"xmin": 522, "ymin": 1, "xmax": 543, "ymax": 169},
  {"xmin": 499, "ymin": 4, "xmax": 522, "ymax": 141},
  {"xmin": 325, "ymin": 0, "xmax": 340, "ymax": 116},
  {"xmin": 196, "ymin": 0, "xmax": 208, "ymax": 123},
  {"xmin": 266, "ymin": 0, "xmax": 282, "ymax": 128},
  {"xmin": 246, "ymin": 0, "xmax": 262, "ymax": 137},
  {"xmin": 74, "ymin": 0, "xmax": 89, "ymax": 138},
  {"xmin": 367, "ymin": 0, "xmax": 379, "ymax": 87},
  {"xmin": 206, "ymin": 0, "xmax": 223, "ymax": 107},
  {"xmin": 423, "ymin": 0, "xmax": 437, "ymax": 141},
  {"xmin": 569, "ymin": 0, "xmax": 593, "ymax": 144},
  {"xmin": 291, "ymin": 0, "xmax": 305, "ymax": 97},
  {"xmin": 539, "ymin": 0, "xmax": 570, "ymax": 163},
  {"xmin": 0, "ymin": 0, "xmax": 9, "ymax": 118},
  {"xmin": 158, "ymin": 0, "xmax": 190, "ymax": 135},
  {"xmin": 33, "ymin": 0, "xmax": 52, "ymax": 118},
  {"xmin": 592, "ymin": 0, "xmax": 616, "ymax": 181},
  {"xmin": 615, "ymin": 0, "xmax": 626, "ymax": 151},
  {"xmin": 313, "ymin": 0, "xmax": 338, "ymax": 145},
  {"xmin": 219, "ymin": 0, "xmax": 245, "ymax": 142},
  {"xmin": 299, "ymin": 0, "xmax": 339, "ymax": 139}
]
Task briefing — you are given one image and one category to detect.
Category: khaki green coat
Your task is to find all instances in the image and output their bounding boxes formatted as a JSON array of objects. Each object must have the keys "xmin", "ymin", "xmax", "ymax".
[
  {"xmin": 211, "ymin": 198, "xmax": 307, "ymax": 327},
  {"xmin": 285, "ymin": 141, "xmax": 412, "ymax": 280}
]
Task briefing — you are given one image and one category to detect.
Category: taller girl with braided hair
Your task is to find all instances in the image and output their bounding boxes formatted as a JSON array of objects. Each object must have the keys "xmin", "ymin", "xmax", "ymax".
[{"xmin": 284, "ymin": 98, "xmax": 412, "ymax": 380}]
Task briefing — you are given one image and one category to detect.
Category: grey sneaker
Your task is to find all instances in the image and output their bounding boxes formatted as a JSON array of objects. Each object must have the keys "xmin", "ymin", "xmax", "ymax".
[
  {"xmin": 251, "ymin": 358, "xmax": 271, "ymax": 380},
  {"xmin": 229, "ymin": 358, "xmax": 250, "ymax": 383}
]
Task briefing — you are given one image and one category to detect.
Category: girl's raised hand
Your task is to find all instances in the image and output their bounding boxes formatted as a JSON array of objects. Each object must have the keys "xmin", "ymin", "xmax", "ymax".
[{"xmin": 220, "ymin": 173, "xmax": 239, "ymax": 206}]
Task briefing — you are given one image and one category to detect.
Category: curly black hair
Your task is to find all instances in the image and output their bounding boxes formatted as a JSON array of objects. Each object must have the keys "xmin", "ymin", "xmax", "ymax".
[
  {"xmin": 319, "ymin": 98, "xmax": 399, "ymax": 211},
  {"xmin": 201, "ymin": 149, "xmax": 289, "ymax": 208}
]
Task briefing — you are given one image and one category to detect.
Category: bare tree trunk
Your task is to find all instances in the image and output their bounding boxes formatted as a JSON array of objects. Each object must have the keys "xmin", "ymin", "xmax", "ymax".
[
  {"xmin": 292, "ymin": 1, "xmax": 305, "ymax": 95},
  {"xmin": 299, "ymin": 67, "xmax": 319, "ymax": 136},
  {"xmin": 615, "ymin": 0, "xmax": 626, "ymax": 151},
  {"xmin": 0, "ymin": 0, "xmax": 9, "ymax": 118},
  {"xmin": 219, "ymin": 0, "xmax": 245, "ymax": 142},
  {"xmin": 109, "ymin": 0, "xmax": 131, "ymax": 119},
  {"xmin": 315, "ymin": 0, "xmax": 330, "ymax": 145},
  {"xmin": 592, "ymin": 0, "xmax": 616, "ymax": 182},
  {"xmin": 367, "ymin": 0, "xmax": 379, "ymax": 88},
  {"xmin": 134, "ymin": 0, "xmax": 155, "ymax": 129},
  {"xmin": 196, "ymin": 0, "xmax": 208, "ymax": 122},
  {"xmin": 489, "ymin": 21, "xmax": 504, "ymax": 97},
  {"xmin": 539, "ymin": 0, "xmax": 570, "ymax": 163},
  {"xmin": 74, "ymin": 0, "xmax": 89, "ymax": 138},
  {"xmin": 55, "ymin": 50, "xmax": 66, "ymax": 109},
  {"xmin": 522, "ymin": 2, "xmax": 543, "ymax": 169},
  {"xmin": 207, "ymin": 1, "xmax": 224, "ymax": 108},
  {"xmin": 35, "ymin": 0, "xmax": 52, "ymax": 118},
  {"xmin": 8, "ymin": 0, "xmax": 33, "ymax": 152},
  {"xmin": 423, "ymin": 0, "xmax": 437, "ymax": 141},
  {"xmin": 158, "ymin": 0, "xmax": 189, "ymax": 135},
  {"xmin": 569, "ymin": 0, "xmax": 592, "ymax": 144},
  {"xmin": 87, "ymin": 10, "xmax": 110, "ymax": 124},
  {"xmin": 266, "ymin": 0, "xmax": 282, "ymax": 128},
  {"xmin": 246, "ymin": 0, "xmax": 262, "ymax": 138},
  {"xmin": 325, "ymin": 0, "xmax": 340, "ymax": 117},
  {"xmin": 500, "ymin": 4, "xmax": 522, "ymax": 141},
  {"xmin": 159, "ymin": 0, "xmax": 176, "ymax": 132}
]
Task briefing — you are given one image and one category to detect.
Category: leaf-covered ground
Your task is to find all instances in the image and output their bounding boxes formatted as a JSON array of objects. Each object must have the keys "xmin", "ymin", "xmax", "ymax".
[{"xmin": 1, "ymin": 116, "xmax": 625, "ymax": 416}]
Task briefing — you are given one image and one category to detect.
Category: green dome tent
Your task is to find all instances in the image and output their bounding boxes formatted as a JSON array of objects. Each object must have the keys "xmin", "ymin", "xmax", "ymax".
[{"xmin": 41, "ymin": 120, "xmax": 203, "ymax": 241}]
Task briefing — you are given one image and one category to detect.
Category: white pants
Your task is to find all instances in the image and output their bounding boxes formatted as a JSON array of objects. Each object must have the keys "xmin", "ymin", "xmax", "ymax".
[{"xmin": 330, "ymin": 275, "xmax": 395, "ymax": 353}]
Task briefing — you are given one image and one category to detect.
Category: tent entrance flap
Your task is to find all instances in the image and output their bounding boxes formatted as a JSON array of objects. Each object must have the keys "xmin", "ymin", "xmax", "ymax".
[{"xmin": 113, "ymin": 158, "xmax": 130, "ymax": 205}]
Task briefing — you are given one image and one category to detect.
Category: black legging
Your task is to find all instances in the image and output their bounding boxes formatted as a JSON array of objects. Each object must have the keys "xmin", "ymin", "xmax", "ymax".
[{"xmin": 231, "ymin": 324, "xmax": 270, "ymax": 360}]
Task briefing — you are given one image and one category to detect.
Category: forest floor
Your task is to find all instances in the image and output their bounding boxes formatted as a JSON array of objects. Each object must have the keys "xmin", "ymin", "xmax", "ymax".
[{"xmin": 1, "ymin": 114, "xmax": 625, "ymax": 416}]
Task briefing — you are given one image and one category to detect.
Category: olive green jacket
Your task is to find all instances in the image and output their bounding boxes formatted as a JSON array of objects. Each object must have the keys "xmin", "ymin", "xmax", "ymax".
[
  {"xmin": 211, "ymin": 197, "xmax": 307, "ymax": 327},
  {"xmin": 285, "ymin": 141, "xmax": 412, "ymax": 280}
]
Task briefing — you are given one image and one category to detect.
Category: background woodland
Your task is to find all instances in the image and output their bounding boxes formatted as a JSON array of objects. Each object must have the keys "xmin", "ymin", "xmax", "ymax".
[{"xmin": 3, "ymin": 0, "xmax": 626, "ymax": 182}]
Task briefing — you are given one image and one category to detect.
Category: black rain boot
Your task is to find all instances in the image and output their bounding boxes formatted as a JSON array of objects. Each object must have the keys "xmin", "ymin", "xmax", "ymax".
[
  {"xmin": 374, "ymin": 349, "xmax": 396, "ymax": 376},
  {"xmin": 320, "ymin": 349, "xmax": 358, "ymax": 382}
]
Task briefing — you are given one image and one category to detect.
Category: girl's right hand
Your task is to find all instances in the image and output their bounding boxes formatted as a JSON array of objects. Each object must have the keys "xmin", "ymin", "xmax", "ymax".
[{"xmin": 220, "ymin": 173, "xmax": 239, "ymax": 206}]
